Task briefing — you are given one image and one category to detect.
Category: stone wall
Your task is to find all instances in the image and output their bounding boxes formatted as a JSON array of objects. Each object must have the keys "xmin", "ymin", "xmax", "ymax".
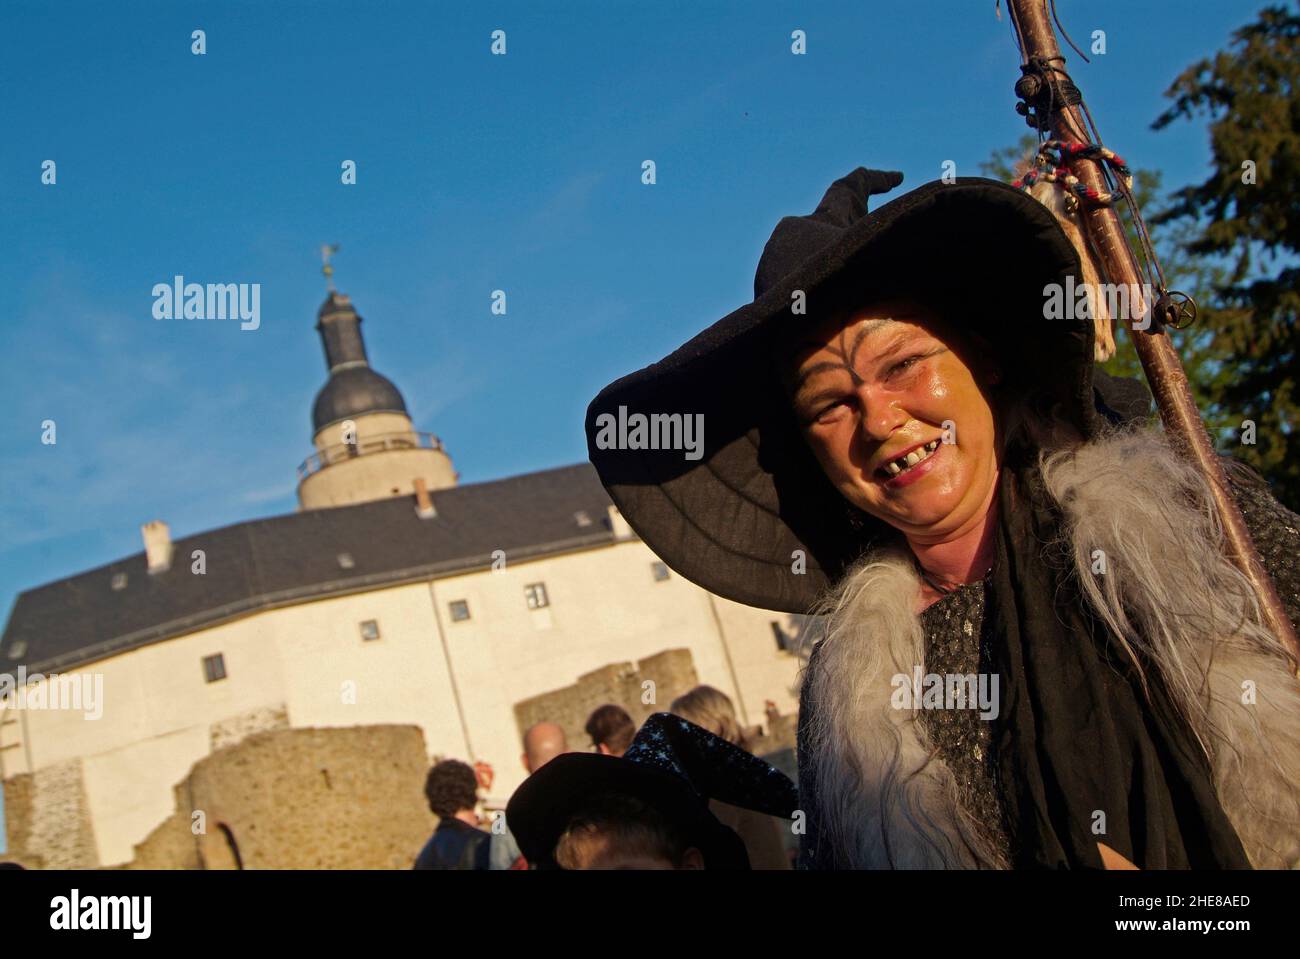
[
  {"xmin": 2, "ymin": 758, "xmax": 98, "ymax": 869},
  {"xmin": 513, "ymin": 648, "xmax": 699, "ymax": 750},
  {"xmin": 209, "ymin": 705, "xmax": 290, "ymax": 752},
  {"xmin": 126, "ymin": 724, "xmax": 434, "ymax": 869},
  {"xmin": 127, "ymin": 806, "xmax": 201, "ymax": 870}
]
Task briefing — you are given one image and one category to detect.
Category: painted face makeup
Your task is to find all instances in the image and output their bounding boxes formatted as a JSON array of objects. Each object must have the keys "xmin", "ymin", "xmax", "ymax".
[{"xmin": 785, "ymin": 300, "xmax": 1000, "ymax": 544}]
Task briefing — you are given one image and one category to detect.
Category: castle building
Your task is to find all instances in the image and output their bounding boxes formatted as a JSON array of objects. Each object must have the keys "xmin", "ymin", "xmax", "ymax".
[{"xmin": 0, "ymin": 286, "xmax": 805, "ymax": 868}]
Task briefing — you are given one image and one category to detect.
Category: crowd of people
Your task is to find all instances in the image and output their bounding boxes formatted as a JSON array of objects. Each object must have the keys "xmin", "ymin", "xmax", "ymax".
[{"xmin": 413, "ymin": 686, "xmax": 798, "ymax": 870}]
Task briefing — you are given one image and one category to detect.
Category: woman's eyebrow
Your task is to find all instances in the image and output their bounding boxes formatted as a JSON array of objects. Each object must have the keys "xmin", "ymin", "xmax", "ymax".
[
  {"xmin": 791, "ymin": 361, "xmax": 849, "ymax": 395},
  {"xmin": 872, "ymin": 331, "xmax": 923, "ymax": 364},
  {"xmin": 791, "ymin": 318, "xmax": 903, "ymax": 392},
  {"xmin": 797, "ymin": 386, "xmax": 849, "ymax": 414}
]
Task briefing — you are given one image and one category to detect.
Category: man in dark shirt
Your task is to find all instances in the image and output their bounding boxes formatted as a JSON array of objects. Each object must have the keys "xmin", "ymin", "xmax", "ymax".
[{"xmin": 413, "ymin": 759, "xmax": 491, "ymax": 870}]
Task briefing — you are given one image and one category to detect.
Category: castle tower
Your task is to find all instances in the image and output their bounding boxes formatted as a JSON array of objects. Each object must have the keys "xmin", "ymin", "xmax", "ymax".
[{"xmin": 296, "ymin": 291, "xmax": 457, "ymax": 510}]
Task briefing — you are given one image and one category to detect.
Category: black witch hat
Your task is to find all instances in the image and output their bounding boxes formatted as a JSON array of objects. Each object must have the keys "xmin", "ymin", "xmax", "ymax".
[
  {"xmin": 505, "ymin": 712, "xmax": 798, "ymax": 870},
  {"xmin": 584, "ymin": 169, "xmax": 1151, "ymax": 614}
]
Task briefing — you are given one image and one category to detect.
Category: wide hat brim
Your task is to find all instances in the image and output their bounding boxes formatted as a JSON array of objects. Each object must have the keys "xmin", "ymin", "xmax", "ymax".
[
  {"xmin": 585, "ymin": 174, "xmax": 1145, "ymax": 614},
  {"xmin": 505, "ymin": 752, "xmax": 749, "ymax": 870}
]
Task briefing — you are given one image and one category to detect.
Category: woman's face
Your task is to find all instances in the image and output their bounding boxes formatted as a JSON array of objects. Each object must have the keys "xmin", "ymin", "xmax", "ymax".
[{"xmin": 783, "ymin": 299, "xmax": 1001, "ymax": 544}]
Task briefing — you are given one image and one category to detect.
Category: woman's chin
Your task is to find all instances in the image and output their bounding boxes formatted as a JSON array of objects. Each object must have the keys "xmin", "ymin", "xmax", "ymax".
[
  {"xmin": 878, "ymin": 486, "xmax": 971, "ymax": 533},
  {"xmin": 853, "ymin": 463, "xmax": 978, "ymax": 531}
]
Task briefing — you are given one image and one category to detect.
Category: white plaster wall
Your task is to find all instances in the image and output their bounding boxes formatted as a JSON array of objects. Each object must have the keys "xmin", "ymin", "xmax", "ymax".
[
  {"xmin": 707, "ymin": 594, "xmax": 804, "ymax": 723},
  {"xmin": 297, "ymin": 447, "xmax": 457, "ymax": 509},
  {"xmin": 3, "ymin": 613, "xmax": 289, "ymax": 864},
  {"xmin": 429, "ymin": 538, "xmax": 799, "ymax": 802},
  {"xmin": 275, "ymin": 582, "xmax": 469, "ymax": 760},
  {"xmin": 82, "ymin": 725, "xmax": 211, "ymax": 865}
]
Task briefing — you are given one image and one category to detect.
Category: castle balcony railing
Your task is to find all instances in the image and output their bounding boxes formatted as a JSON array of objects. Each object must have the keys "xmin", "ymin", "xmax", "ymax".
[{"xmin": 297, "ymin": 431, "xmax": 444, "ymax": 480}]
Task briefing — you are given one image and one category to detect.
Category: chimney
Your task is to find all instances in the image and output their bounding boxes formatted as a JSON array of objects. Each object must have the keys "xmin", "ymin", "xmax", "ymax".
[
  {"xmin": 607, "ymin": 505, "xmax": 634, "ymax": 540},
  {"xmin": 414, "ymin": 478, "xmax": 436, "ymax": 519},
  {"xmin": 141, "ymin": 520, "xmax": 173, "ymax": 574}
]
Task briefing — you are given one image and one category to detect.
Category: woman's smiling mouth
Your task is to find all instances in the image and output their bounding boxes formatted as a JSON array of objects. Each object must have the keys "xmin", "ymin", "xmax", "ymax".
[{"xmin": 876, "ymin": 438, "xmax": 942, "ymax": 479}]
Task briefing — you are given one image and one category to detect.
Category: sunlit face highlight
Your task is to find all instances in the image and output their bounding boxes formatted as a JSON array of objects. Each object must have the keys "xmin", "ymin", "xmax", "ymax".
[{"xmin": 784, "ymin": 300, "xmax": 1000, "ymax": 543}]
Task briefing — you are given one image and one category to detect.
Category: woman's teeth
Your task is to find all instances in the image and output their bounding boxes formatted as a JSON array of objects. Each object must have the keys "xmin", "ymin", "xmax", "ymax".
[{"xmin": 880, "ymin": 439, "xmax": 940, "ymax": 478}]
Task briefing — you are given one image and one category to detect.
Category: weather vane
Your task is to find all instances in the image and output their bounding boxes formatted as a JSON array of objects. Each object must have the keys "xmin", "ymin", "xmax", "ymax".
[{"xmin": 320, "ymin": 243, "xmax": 340, "ymax": 292}]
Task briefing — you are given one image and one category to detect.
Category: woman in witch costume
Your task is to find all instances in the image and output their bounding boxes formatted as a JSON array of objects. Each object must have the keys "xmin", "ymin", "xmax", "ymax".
[{"xmin": 584, "ymin": 168, "xmax": 1300, "ymax": 869}]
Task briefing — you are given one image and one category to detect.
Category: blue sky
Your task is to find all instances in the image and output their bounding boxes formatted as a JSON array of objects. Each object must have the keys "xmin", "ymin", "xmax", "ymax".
[{"xmin": 0, "ymin": 1, "xmax": 1262, "ymax": 850}]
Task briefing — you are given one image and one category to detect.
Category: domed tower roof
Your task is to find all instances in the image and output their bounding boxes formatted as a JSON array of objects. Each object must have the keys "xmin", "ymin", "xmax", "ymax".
[
  {"xmin": 312, "ymin": 367, "xmax": 409, "ymax": 433},
  {"xmin": 311, "ymin": 292, "xmax": 409, "ymax": 433}
]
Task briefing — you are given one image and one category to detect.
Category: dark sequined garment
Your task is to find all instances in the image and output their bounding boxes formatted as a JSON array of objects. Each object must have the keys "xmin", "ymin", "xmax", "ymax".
[
  {"xmin": 910, "ymin": 466, "xmax": 1300, "ymax": 864},
  {"xmin": 916, "ymin": 571, "xmax": 1011, "ymax": 864}
]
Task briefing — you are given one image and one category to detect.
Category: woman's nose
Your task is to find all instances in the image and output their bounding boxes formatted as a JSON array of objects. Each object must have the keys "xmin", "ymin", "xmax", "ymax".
[{"xmin": 856, "ymin": 387, "xmax": 908, "ymax": 442}]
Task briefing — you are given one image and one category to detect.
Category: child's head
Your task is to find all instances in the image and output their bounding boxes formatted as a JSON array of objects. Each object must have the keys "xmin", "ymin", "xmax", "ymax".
[
  {"xmin": 505, "ymin": 714, "xmax": 797, "ymax": 870},
  {"xmin": 553, "ymin": 791, "xmax": 705, "ymax": 870}
]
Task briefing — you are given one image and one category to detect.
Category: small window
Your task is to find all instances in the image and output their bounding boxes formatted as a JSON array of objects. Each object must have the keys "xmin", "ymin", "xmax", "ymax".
[
  {"xmin": 337, "ymin": 553, "xmax": 355, "ymax": 569},
  {"xmin": 771, "ymin": 621, "xmax": 790, "ymax": 654},
  {"xmin": 574, "ymin": 510, "xmax": 592, "ymax": 527},
  {"xmin": 449, "ymin": 600, "xmax": 471, "ymax": 622},
  {"xmin": 524, "ymin": 583, "xmax": 549, "ymax": 610},
  {"xmin": 111, "ymin": 572, "xmax": 128, "ymax": 591},
  {"xmin": 203, "ymin": 653, "xmax": 227, "ymax": 683},
  {"xmin": 7, "ymin": 639, "xmax": 27, "ymax": 660},
  {"xmin": 651, "ymin": 561, "xmax": 670, "ymax": 582},
  {"xmin": 359, "ymin": 620, "xmax": 380, "ymax": 642}
]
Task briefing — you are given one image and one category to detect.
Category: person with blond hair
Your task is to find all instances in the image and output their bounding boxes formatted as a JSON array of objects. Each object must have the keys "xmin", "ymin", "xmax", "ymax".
[
  {"xmin": 669, "ymin": 685, "xmax": 792, "ymax": 868},
  {"xmin": 669, "ymin": 685, "xmax": 751, "ymax": 752}
]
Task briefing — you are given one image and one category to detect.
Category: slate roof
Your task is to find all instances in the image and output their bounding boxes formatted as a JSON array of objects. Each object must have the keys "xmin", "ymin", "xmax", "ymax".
[{"xmin": 0, "ymin": 464, "xmax": 616, "ymax": 679}]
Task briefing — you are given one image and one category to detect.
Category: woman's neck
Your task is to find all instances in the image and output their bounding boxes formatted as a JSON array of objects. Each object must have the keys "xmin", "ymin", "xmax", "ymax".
[{"xmin": 906, "ymin": 473, "xmax": 1000, "ymax": 607}]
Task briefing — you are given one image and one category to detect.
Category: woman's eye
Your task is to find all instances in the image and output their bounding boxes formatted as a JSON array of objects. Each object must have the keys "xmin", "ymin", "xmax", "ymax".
[
  {"xmin": 813, "ymin": 400, "xmax": 850, "ymax": 424},
  {"xmin": 888, "ymin": 354, "xmax": 925, "ymax": 376}
]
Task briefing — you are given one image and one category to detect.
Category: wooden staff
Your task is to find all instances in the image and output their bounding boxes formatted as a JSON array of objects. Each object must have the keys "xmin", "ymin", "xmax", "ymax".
[{"xmin": 1006, "ymin": 0, "xmax": 1300, "ymax": 665}]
